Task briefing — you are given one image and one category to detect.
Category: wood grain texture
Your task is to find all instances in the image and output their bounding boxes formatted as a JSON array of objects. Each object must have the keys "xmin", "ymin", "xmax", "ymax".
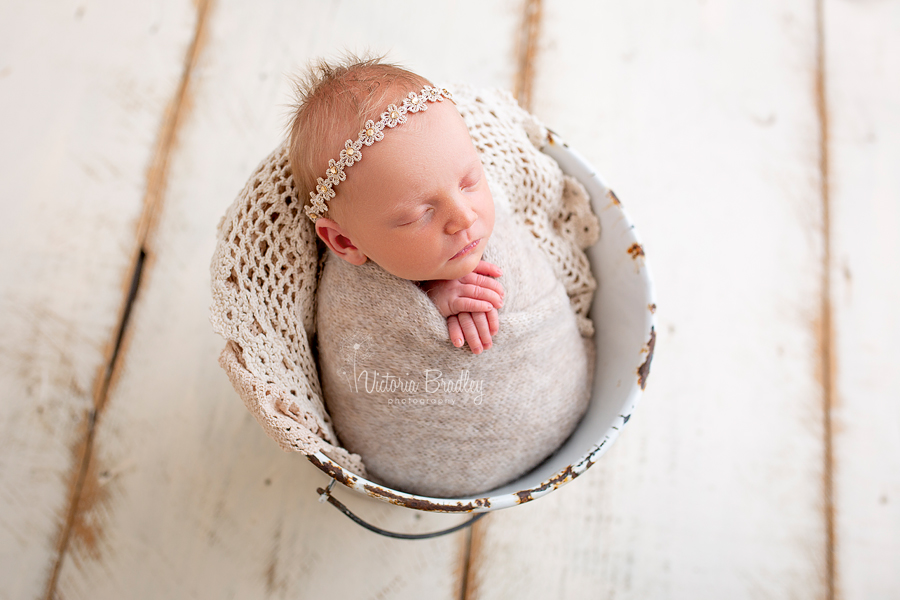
[
  {"xmin": 825, "ymin": 0, "xmax": 900, "ymax": 597},
  {"xmin": 0, "ymin": 2, "xmax": 196, "ymax": 599},
  {"xmin": 50, "ymin": 0, "xmax": 522, "ymax": 598},
  {"xmin": 3, "ymin": 1, "xmax": 899, "ymax": 598},
  {"xmin": 467, "ymin": 1, "xmax": 832, "ymax": 597}
]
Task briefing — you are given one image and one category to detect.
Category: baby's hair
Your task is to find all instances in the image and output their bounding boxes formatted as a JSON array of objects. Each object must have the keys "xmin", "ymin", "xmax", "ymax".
[{"xmin": 288, "ymin": 53, "xmax": 432, "ymax": 218}]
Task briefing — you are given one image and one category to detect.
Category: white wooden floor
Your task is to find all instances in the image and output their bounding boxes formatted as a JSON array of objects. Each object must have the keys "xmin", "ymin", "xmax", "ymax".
[{"xmin": 1, "ymin": 1, "xmax": 898, "ymax": 598}]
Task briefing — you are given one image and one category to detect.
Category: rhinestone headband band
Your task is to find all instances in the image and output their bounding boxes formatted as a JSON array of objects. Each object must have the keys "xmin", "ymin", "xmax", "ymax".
[{"xmin": 304, "ymin": 85, "xmax": 453, "ymax": 222}]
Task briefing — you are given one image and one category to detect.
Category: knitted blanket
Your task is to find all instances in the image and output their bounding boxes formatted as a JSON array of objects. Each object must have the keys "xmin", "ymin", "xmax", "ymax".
[
  {"xmin": 210, "ymin": 84, "xmax": 599, "ymax": 483},
  {"xmin": 317, "ymin": 202, "xmax": 594, "ymax": 497}
]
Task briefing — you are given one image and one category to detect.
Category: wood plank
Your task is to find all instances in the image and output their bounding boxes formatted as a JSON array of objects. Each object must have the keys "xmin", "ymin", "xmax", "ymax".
[
  {"xmin": 825, "ymin": 1, "xmax": 900, "ymax": 597},
  {"xmin": 52, "ymin": 1, "xmax": 525, "ymax": 598},
  {"xmin": 466, "ymin": 1, "xmax": 831, "ymax": 597},
  {"xmin": 0, "ymin": 2, "xmax": 196, "ymax": 598}
]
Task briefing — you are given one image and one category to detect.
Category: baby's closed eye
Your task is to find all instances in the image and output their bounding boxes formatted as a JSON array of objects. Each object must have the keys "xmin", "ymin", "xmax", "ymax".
[
  {"xmin": 398, "ymin": 206, "xmax": 433, "ymax": 227},
  {"xmin": 459, "ymin": 170, "xmax": 482, "ymax": 192}
]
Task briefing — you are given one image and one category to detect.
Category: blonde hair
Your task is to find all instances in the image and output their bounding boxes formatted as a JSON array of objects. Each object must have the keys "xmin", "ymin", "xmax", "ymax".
[{"xmin": 288, "ymin": 54, "xmax": 432, "ymax": 219}]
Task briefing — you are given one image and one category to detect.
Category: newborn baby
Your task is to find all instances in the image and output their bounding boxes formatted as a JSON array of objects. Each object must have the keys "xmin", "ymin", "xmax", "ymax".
[{"xmin": 289, "ymin": 57, "xmax": 594, "ymax": 497}]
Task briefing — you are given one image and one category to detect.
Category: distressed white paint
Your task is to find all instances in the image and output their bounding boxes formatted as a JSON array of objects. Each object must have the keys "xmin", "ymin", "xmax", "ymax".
[
  {"xmin": 826, "ymin": 1, "xmax": 900, "ymax": 597},
  {"xmin": 51, "ymin": 0, "xmax": 522, "ymax": 598},
  {"xmin": 0, "ymin": 2, "xmax": 195, "ymax": 599},
  {"xmin": 467, "ymin": 1, "xmax": 832, "ymax": 598}
]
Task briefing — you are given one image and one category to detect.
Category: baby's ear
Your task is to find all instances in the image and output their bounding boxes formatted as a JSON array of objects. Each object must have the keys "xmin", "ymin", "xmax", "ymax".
[{"xmin": 315, "ymin": 218, "xmax": 367, "ymax": 266}]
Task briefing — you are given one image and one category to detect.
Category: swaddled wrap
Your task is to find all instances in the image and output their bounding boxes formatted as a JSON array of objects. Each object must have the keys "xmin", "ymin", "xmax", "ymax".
[{"xmin": 316, "ymin": 202, "xmax": 594, "ymax": 498}]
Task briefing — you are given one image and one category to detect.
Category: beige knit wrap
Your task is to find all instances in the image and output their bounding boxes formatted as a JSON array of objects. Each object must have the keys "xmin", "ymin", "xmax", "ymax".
[
  {"xmin": 209, "ymin": 84, "xmax": 600, "ymax": 486},
  {"xmin": 317, "ymin": 201, "xmax": 594, "ymax": 497}
]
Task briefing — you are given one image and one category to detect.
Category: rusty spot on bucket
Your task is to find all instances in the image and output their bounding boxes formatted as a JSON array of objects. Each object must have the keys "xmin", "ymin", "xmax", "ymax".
[
  {"xmin": 306, "ymin": 454, "xmax": 359, "ymax": 488},
  {"xmin": 628, "ymin": 243, "xmax": 645, "ymax": 260},
  {"xmin": 308, "ymin": 455, "xmax": 492, "ymax": 512},
  {"xmin": 607, "ymin": 189, "xmax": 622, "ymax": 205},
  {"xmin": 514, "ymin": 465, "xmax": 576, "ymax": 504},
  {"xmin": 362, "ymin": 484, "xmax": 490, "ymax": 512},
  {"xmin": 546, "ymin": 130, "xmax": 568, "ymax": 148},
  {"xmin": 637, "ymin": 327, "xmax": 656, "ymax": 390},
  {"xmin": 649, "ymin": 303, "xmax": 657, "ymax": 314}
]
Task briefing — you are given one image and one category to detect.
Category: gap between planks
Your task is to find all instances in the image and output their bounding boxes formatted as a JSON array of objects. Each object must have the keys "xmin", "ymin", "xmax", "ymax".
[
  {"xmin": 814, "ymin": 0, "xmax": 837, "ymax": 598},
  {"xmin": 461, "ymin": 2, "xmax": 542, "ymax": 598},
  {"xmin": 41, "ymin": 1, "xmax": 214, "ymax": 598},
  {"xmin": 513, "ymin": 0, "xmax": 543, "ymax": 113}
]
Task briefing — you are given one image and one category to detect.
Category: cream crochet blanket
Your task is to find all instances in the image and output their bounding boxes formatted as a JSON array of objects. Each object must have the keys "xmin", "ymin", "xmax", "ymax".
[{"xmin": 210, "ymin": 84, "xmax": 599, "ymax": 481}]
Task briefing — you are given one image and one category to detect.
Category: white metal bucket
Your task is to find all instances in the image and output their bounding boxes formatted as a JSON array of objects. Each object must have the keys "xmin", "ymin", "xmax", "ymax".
[{"xmin": 309, "ymin": 131, "xmax": 657, "ymax": 514}]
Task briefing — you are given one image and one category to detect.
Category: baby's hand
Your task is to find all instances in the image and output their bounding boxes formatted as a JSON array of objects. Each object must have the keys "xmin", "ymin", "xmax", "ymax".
[
  {"xmin": 419, "ymin": 260, "xmax": 504, "ymax": 354},
  {"xmin": 420, "ymin": 261, "xmax": 504, "ymax": 318},
  {"xmin": 447, "ymin": 309, "xmax": 500, "ymax": 355}
]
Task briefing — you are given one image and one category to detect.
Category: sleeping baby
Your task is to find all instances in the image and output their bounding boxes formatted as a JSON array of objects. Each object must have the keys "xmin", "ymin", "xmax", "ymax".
[{"xmin": 289, "ymin": 57, "xmax": 596, "ymax": 497}]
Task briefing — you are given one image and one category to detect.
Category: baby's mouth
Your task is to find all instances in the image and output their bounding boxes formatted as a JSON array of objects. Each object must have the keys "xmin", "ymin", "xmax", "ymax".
[{"xmin": 451, "ymin": 239, "xmax": 480, "ymax": 260}]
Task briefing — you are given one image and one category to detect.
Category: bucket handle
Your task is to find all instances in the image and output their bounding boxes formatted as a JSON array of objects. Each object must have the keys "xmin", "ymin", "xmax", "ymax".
[{"xmin": 317, "ymin": 480, "xmax": 487, "ymax": 539}]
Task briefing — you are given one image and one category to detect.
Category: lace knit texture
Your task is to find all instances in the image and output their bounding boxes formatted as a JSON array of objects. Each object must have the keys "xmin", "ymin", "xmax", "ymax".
[{"xmin": 209, "ymin": 84, "xmax": 600, "ymax": 478}]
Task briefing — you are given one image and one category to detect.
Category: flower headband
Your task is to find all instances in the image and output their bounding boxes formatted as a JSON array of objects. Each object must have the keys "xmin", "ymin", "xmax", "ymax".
[{"xmin": 304, "ymin": 85, "xmax": 453, "ymax": 222}]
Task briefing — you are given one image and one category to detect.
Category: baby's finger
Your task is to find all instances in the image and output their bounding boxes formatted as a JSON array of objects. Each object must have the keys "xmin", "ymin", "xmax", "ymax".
[
  {"xmin": 486, "ymin": 307, "xmax": 499, "ymax": 336},
  {"xmin": 459, "ymin": 282, "xmax": 503, "ymax": 308},
  {"xmin": 450, "ymin": 296, "xmax": 495, "ymax": 314},
  {"xmin": 465, "ymin": 273, "xmax": 505, "ymax": 299},
  {"xmin": 471, "ymin": 311, "xmax": 493, "ymax": 350},
  {"xmin": 457, "ymin": 313, "xmax": 484, "ymax": 354},
  {"xmin": 473, "ymin": 260, "xmax": 503, "ymax": 278},
  {"xmin": 447, "ymin": 316, "xmax": 465, "ymax": 348}
]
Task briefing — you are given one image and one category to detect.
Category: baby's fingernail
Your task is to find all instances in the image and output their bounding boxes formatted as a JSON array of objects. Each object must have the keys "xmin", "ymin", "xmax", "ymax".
[{"xmin": 454, "ymin": 338, "xmax": 463, "ymax": 347}]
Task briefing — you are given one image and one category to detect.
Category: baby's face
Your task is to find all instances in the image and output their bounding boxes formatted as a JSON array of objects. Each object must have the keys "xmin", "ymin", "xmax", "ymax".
[{"xmin": 322, "ymin": 100, "xmax": 495, "ymax": 282}]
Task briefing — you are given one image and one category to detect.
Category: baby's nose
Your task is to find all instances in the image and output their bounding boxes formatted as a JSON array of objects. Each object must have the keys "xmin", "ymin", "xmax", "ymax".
[{"xmin": 445, "ymin": 195, "xmax": 477, "ymax": 234}]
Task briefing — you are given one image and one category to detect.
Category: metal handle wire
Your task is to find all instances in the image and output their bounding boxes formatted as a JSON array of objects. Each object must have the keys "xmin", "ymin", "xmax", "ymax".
[{"xmin": 316, "ymin": 480, "xmax": 487, "ymax": 539}]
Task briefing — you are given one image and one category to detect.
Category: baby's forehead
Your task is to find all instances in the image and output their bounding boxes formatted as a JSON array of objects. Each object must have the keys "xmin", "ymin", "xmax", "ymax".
[{"xmin": 327, "ymin": 94, "xmax": 478, "ymax": 222}]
